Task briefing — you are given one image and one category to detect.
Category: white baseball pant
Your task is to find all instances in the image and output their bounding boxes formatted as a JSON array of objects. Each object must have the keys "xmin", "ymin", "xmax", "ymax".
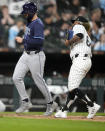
[{"xmin": 68, "ymin": 56, "xmax": 92, "ymax": 91}]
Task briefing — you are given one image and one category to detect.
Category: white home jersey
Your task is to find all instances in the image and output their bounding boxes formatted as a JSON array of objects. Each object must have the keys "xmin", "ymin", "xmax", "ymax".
[{"xmin": 70, "ymin": 24, "xmax": 92, "ymax": 58}]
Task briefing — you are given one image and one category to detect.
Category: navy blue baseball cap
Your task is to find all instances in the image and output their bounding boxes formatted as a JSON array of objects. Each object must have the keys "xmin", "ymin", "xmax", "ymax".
[
  {"xmin": 71, "ymin": 16, "xmax": 88, "ymax": 23},
  {"xmin": 21, "ymin": 2, "xmax": 37, "ymax": 15}
]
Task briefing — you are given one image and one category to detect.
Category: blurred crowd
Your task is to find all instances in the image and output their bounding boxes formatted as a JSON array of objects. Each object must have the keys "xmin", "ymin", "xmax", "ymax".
[{"xmin": 0, "ymin": 0, "xmax": 105, "ymax": 53}]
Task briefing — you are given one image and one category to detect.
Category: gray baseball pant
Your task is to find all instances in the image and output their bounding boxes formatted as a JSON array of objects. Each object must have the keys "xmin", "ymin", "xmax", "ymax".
[{"xmin": 12, "ymin": 51, "xmax": 52, "ymax": 103}]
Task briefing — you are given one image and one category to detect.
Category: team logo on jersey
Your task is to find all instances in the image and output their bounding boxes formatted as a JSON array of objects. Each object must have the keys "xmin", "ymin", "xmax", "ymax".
[{"xmin": 24, "ymin": 27, "xmax": 30, "ymax": 38}]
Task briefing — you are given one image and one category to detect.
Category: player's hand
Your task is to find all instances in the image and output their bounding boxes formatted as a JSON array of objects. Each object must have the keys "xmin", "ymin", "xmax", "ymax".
[
  {"xmin": 65, "ymin": 40, "xmax": 69, "ymax": 46},
  {"xmin": 15, "ymin": 37, "xmax": 23, "ymax": 43}
]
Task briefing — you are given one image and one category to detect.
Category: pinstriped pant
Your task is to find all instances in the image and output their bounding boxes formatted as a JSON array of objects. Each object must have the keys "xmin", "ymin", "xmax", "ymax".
[
  {"xmin": 68, "ymin": 56, "xmax": 92, "ymax": 91},
  {"xmin": 13, "ymin": 51, "xmax": 52, "ymax": 103}
]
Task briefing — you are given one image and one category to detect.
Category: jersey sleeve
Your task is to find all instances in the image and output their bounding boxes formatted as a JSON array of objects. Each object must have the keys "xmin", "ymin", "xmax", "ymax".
[
  {"xmin": 73, "ymin": 25, "xmax": 85, "ymax": 36},
  {"xmin": 33, "ymin": 21, "xmax": 44, "ymax": 40}
]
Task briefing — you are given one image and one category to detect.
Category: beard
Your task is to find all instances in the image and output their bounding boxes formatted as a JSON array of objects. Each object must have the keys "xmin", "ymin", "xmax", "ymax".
[
  {"xmin": 27, "ymin": 13, "xmax": 35, "ymax": 23},
  {"xmin": 23, "ymin": 13, "xmax": 35, "ymax": 23}
]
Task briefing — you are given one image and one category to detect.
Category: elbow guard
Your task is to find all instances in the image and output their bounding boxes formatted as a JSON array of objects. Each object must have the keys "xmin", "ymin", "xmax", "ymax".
[{"xmin": 76, "ymin": 33, "xmax": 84, "ymax": 39}]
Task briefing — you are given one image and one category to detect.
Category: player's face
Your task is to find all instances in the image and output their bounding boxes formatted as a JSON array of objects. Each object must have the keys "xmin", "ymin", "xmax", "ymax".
[
  {"xmin": 75, "ymin": 21, "xmax": 80, "ymax": 24},
  {"xmin": 72, "ymin": 21, "xmax": 81, "ymax": 27},
  {"xmin": 23, "ymin": 14, "xmax": 28, "ymax": 19}
]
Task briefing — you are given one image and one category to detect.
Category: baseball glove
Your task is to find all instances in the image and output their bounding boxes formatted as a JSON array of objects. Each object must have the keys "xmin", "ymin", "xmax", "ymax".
[{"xmin": 65, "ymin": 30, "xmax": 73, "ymax": 40}]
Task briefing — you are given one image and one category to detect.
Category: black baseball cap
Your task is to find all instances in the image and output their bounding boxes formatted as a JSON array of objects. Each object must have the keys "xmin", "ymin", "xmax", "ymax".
[{"xmin": 71, "ymin": 16, "xmax": 88, "ymax": 23}]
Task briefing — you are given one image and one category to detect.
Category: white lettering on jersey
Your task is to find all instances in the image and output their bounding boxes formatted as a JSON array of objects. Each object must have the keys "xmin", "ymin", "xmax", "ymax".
[{"xmin": 24, "ymin": 27, "xmax": 30, "ymax": 39}]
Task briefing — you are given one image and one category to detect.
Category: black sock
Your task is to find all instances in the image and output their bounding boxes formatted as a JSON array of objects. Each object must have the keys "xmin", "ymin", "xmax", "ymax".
[
  {"xmin": 47, "ymin": 101, "xmax": 53, "ymax": 105},
  {"xmin": 23, "ymin": 98, "xmax": 29, "ymax": 102},
  {"xmin": 62, "ymin": 91, "xmax": 75, "ymax": 111},
  {"xmin": 55, "ymin": 97, "xmax": 60, "ymax": 107},
  {"xmin": 73, "ymin": 88, "xmax": 94, "ymax": 107}
]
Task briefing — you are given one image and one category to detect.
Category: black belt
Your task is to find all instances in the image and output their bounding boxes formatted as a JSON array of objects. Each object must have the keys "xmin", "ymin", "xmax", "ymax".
[
  {"xmin": 72, "ymin": 53, "xmax": 89, "ymax": 60},
  {"xmin": 25, "ymin": 50, "xmax": 40, "ymax": 54}
]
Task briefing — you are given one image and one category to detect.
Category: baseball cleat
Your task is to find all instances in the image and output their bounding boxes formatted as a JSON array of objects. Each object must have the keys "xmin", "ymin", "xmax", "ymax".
[
  {"xmin": 55, "ymin": 110, "xmax": 67, "ymax": 118},
  {"xmin": 15, "ymin": 101, "xmax": 32, "ymax": 113},
  {"xmin": 44, "ymin": 103, "xmax": 54, "ymax": 116},
  {"xmin": 87, "ymin": 103, "xmax": 100, "ymax": 119}
]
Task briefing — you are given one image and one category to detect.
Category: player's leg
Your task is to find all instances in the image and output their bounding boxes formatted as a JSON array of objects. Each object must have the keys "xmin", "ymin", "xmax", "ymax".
[
  {"xmin": 62, "ymin": 91, "xmax": 76, "ymax": 111},
  {"xmin": 66, "ymin": 62, "xmax": 94, "ymax": 109},
  {"xmin": 51, "ymin": 93, "xmax": 61, "ymax": 112},
  {"xmin": 28, "ymin": 51, "xmax": 53, "ymax": 115},
  {"xmin": 55, "ymin": 60, "xmax": 81, "ymax": 118},
  {"xmin": 55, "ymin": 58, "xmax": 100, "ymax": 118},
  {"xmin": 13, "ymin": 53, "xmax": 32, "ymax": 113},
  {"xmin": 55, "ymin": 91, "xmax": 77, "ymax": 118},
  {"xmin": 67, "ymin": 58, "xmax": 100, "ymax": 118},
  {"xmin": 65, "ymin": 88, "xmax": 100, "ymax": 119},
  {"xmin": 55, "ymin": 63, "xmax": 79, "ymax": 118}
]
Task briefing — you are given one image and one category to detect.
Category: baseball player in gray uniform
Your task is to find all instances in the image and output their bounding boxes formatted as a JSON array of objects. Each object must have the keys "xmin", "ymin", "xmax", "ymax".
[
  {"xmin": 13, "ymin": 2, "xmax": 53, "ymax": 115},
  {"xmin": 55, "ymin": 16, "xmax": 100, "ymax": 119}
]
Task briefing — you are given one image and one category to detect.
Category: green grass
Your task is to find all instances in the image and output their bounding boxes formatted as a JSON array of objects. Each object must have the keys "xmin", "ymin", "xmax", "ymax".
[
  {"xmin": 1, "ymin": 112, "xmax": 105, "ymax": 116},
  {"xmin": 0, "ymin": 112, "xmax": 105, "ymax": 131}
]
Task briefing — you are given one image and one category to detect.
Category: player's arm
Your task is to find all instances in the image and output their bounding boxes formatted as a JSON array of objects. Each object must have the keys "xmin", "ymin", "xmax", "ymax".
[{"xmin": 65, "ymin": 33, "xmax": 84, "ymax": 46}]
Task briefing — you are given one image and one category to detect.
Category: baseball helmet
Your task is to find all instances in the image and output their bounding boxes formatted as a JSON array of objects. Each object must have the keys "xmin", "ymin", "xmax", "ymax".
[
  {"xmin": 71, "ymin": 16, "xmax": 88, "ymax": 23},
  {"xmin": 21, "ymin": 2, "xmax": 37, "ymax": 15}
]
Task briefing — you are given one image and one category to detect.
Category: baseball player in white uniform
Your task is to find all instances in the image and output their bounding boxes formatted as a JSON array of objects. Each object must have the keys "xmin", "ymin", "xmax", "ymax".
[{"xmin": 55, "ymin": 16, "xmax": 100, "ymax": 119}]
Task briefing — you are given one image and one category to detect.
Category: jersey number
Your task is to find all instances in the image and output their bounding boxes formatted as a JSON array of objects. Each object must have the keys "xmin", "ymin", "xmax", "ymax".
[{"xmin": 86, "ymin": 36, "xmax": 91, "ymax": 47}]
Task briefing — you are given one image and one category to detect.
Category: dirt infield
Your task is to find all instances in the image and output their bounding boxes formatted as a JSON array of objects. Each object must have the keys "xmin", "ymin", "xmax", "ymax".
[{"xmin": 0, "ymin": 113, "xmax": 105, "ymax": 122}]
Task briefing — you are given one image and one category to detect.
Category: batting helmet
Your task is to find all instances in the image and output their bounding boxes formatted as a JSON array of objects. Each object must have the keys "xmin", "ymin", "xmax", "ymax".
[{"xmin": 21, "ymin": 2, "xmax": 37, "ymax": 15}]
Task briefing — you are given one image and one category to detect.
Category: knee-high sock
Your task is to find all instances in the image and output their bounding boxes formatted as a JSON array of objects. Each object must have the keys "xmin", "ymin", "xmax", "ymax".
[
  {"xmin": 62, "ymin": 91, "xmax": 76, "ymax": 111},
  {"xmin": 62, "ymin": 88, "xmax": 94, "ymax": 112},
  {"xmin": 72, "ymin": 88, "xmax": 94, "ymax": 107}
]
